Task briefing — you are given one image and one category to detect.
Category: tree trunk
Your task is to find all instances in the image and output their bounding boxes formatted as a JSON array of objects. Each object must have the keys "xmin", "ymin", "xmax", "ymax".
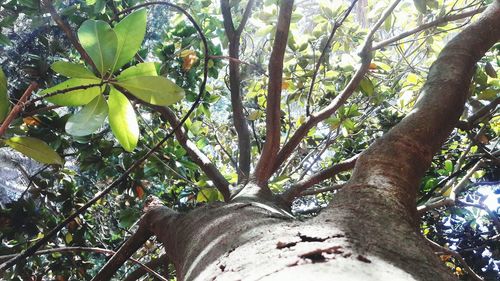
[
  {"xmin": 143, "ymin": 198, "xmax": 451, "ymax": 281},
  {"xmin": 138, "ymin": 1, "xmax": 500, "ymax": 280}
]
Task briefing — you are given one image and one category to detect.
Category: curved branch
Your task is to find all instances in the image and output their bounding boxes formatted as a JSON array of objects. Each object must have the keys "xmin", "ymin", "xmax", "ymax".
[
  {"xmin": 156, "ymin": 106, "xmax": 231, "ymax": 201},
  {"xmin": 281, "ymin": 154, "xmax": 358, "ymax": 204},
  {"xmin": 252, "ymin": 0, "xmax": 294, "ymax": 186},
  {"xmin": 339, "ymin": 1, "xmax": 500, "ymax": 214}
]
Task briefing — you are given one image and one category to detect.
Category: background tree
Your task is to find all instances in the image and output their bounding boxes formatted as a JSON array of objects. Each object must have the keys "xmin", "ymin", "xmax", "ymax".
[{"xmin": 0, "ymin": 0, "xmax": 499, "ymax": 280}]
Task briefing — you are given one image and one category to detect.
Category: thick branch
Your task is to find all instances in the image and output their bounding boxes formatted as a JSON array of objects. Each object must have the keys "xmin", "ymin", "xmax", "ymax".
[
  {"xmin": 268, "ymin": 0, "xmax": 402, "ymax": 176},
  {"xmin": 372, "ymin": 6, "xmax": 486, "ymax": 51},
  {"xmin": 252, "ymin": 0, "xmax": 294, "ymax": 185},
  {"xmin": 338, "ymin": 1, "xmax": 500, "ymax": 215},
  {"xmin": 220, "ymin": 0, "xmax": 255, "ymax": 183},
  {"xmin": 281, "ymin": 154, "xmax": 358, "ymax": 203},
  {"xmin": 92, "ymin": 224, "xmax": 153, "ymax": 281},
  {"xmin": 156, "ymin": 106, "xmax": 231, "ymax": 201}
]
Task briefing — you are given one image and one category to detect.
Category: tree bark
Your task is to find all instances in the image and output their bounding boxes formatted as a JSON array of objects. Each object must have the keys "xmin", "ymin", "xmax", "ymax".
[{"xmin": 100, "ymin": 1, "xmax": 500, "ymax": 280}]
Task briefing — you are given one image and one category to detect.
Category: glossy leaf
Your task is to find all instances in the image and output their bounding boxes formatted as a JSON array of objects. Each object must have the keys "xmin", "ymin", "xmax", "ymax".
[
  {"xmin": 78, "ymin": 20, "xmax": 117, "ymax": 75},
  {"xmin": 111, "ymin": 9, "xmax": 147, "ymax": 72},
  {"xmin": 0, "ymin": 68, "xmax": 9, "ymax": 123},
  {"xmin": 66, "ymin": 94, "xmax": 108, "ymax": 136},
  {"xmin": 116, "ymin": 62, "xmax": 157, "ymax": 81},
  {"xmin": 359, "ymin": 77, "xmax": 374, "ymax": 96},
  {"xmin": 114, "ymin": 76, "xmax": 184, "ymax": 106},
  {"xmin": 41, "ymin": 78, "xmax": 103, "ymax": 106},
  {"xmin": 5, "ymin": 136, "xmax": 63, "ymax": 165},
  {"xmin": 108, "ymin": 86, "xmax": 139, "ymax": 152},
  {"xmin": 51, "ymin": 61, "xmax": 97, "ymax": 79}
]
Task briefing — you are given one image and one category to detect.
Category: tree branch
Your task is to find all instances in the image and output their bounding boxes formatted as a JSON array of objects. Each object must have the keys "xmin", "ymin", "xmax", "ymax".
[
  {"xmin": 267, "ymin": 0, "xmax": 401, "ymax": 178},
  {"xmin": 426, "ymin": 238, "xmax": 484, "ymax": 281},
  {"xmin": 155, "ymin": 106, "xmax": 231, "ymax": 201},
  {"xmin": 0, "ymin": 2, "xmax": 211, "ymax": 273},
  {"xmin": 92, "ymin": 224, "xmax": 154, "ymax": 281},
  {"xmin": 123, "ymin": 255, "xmax": 169, "ymax": 281},
  {"xmin": 300, "ymin": 183, "xmax": 345, "ymax": 197},
  {"xmin": 339, "ymin": 1, "xmax": 500, "ymax": 215},
  {"xmin": 220, "ymin": 0, "xmax": 255, "ymax": 183},
  {"xmin": 372, "ymin": 6, "xmax": 486, "ymax": 51},
  {"xmin": 0, "ymin": 247, "xmax": 166, "ymax": 280},
  {"xmin": 252, "ymin": 0, "xmax": 294, "ymax": 186},
  {"xmin": 0, "ymin": 82, "xmax": 38, "ymax": 138},
  {"xmin": 457, "ymin": 96, "xmax": 500, "ymax": 130},
  {"xmin": 281, "ymin": 154, "xmax": 358, "ymax": 204},
  {"xmin": 41, "ymin": 0, "xmax": 97, "ymax": 71},
  {"xmin": 305, "ymin": 0, "xmax": 358, "ymax": 116}
]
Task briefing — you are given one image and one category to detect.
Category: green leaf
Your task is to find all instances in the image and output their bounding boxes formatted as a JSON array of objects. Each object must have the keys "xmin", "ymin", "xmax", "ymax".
[
  {"xmin": 359, "ymin": 77, "xmax": 374, "ymax": 96},
  {"xmin": 108, "ymin": 86, "xmax": 139, "ymax": 152},
  {"xmin": 51, "ymin": 61, "xmax": 97, "ymax": 79},
  {"xmin": 111, "ymin": 9, "xmax": 147, "ymax": 72},
  {"xmin": 65, "ymin": 94, "xmax": 108, "ymax": 136},
  {"xmin": 196, "ymin": 188, "xmax": 223, "ymax": 203},
  {"xmin": 78, "ymin": 20, "xmax": 117, "ymax": 76},
  {"xmin": 444, "ymin": 160, "xmax": 453, "ymax": 174},
  {"xmin": 5, "ymin": 136, "xmax": 63, "ymax": 165},
  {"xmin": 0, "ymin": 68, "xmax": 9, "ymax": 123},
  {"xmin": 114, "ymin": 76, "xmax": 184, "ymax": 106},
  {"xmin": 41, "ymin": 78, "xmax": 103, "ymax": 106},
  {"xmin": 0, "ymin": 33, "xmax": 12, "ymax": 46},
  {"xmin": 118, "ymin": 208, "xmax": 140, "ymax": 228},
  {"xmin": 116, "ymin": 62, "xmax": 157, "ymax": 81},
  {"xmin": 414, "ymin": 0, "xmax": 427, "ymax": 14}
]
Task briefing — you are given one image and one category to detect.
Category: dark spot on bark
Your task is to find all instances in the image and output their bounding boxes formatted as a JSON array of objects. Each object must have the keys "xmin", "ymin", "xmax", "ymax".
[
  {"xmin": 276, "ymin": 241, "xmax": 297, "ymax": 249},
  {"xmin": 301, "ymin": 252, "xmax": 326, "ymax": 263},
  {"xmin": 234, "ymin": 203, "xmax": 252, "ymax": 210},
  {"xmin": 298, "ymin": 233, "xmax": 327, "ymax": 242},
  {"xmin": 299, "ymin": 246, "xmax": 344, "ymax": 263},
  {"xmin": 343, "ymin": 253, "xmax": 352, "ymax": 258},
  {"xmin": 219, "ymin": 264, "xmax": 226, "ymax": 271},
  {"xmin": 357, "ymin": 255, "xmax": 372, "ymax": 263}
]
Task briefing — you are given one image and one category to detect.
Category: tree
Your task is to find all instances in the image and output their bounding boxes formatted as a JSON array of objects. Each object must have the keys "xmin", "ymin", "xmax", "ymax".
[{"xmin": 0, "ymin": 0, "xmax": 499, "ymax": 280}]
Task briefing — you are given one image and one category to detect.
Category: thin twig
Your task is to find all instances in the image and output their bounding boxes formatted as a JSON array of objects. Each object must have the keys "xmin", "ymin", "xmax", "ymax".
[
  {"xmin": 426, "ymin": 238, "xmax": 484, "ymax": 281},
  {"xmin": 0, "ymin": 82, "xmax": 38, "ymax": 138},
  {"xmin": 305, "ymin": 0, "xmax": 358, "ymax": 116},
  {"xmin": 0, "ymin": 247, "xmax": 166, "ymax": 281},
  {"xmin": 372, "ymin": 6, "xmax": 485, "ymax": 50}
]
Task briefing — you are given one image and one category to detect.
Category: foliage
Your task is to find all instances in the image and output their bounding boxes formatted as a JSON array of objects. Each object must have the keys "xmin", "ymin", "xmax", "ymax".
[{"xmin": 0, "ymin": 0, "xmax": 498, "ymax": 280}]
